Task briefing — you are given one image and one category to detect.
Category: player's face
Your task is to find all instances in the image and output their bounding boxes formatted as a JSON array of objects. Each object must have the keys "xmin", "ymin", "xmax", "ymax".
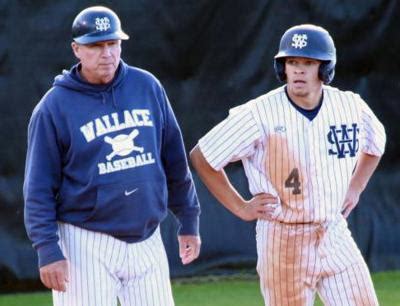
[
  {"xmin": 71, "ymin": 40, "xmax": 121, "ymax": 84},
  {"xmin": 285, "ymin": 57, "xmax": 322, "ymax": 98}
]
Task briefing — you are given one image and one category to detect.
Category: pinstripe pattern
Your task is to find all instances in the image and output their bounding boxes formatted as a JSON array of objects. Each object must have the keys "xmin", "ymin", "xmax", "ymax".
[
  {"xmin": 53, "ymin": 223, "xmax": 174, "ymax": 306},
  {"xmin": 199, "ymin": 85, "xmax": 386, "ymax": 224},
  {"xmin": 255, "ymin": 217, "xmax": 378, "ymax": 306},
  {"xmin": 199, "ymin": 85, "xmax": 384, "ymax": 305}
]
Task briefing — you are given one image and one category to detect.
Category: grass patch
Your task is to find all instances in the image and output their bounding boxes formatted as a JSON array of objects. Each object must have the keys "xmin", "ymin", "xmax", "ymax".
[{"xmin": 0, "ymin": 271, "xmax": 398, "ymax": 305}]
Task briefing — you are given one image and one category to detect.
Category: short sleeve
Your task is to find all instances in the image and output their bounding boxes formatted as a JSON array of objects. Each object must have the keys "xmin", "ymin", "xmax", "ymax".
[
  {"xmin": 359, "ymin": 98, "xmax": 386, "ymax": 156},
  {"xmin": 198, "ymin": 104, "xmax": 262, "ymax": 170}
]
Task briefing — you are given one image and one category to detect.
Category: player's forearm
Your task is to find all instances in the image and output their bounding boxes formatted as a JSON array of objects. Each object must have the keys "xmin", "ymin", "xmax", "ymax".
[
  {"xmin": 190, "ymin": 145, "xmax": 245, "ymax": 216},
  {"xmin": 349, "ymin": 152, "xmax": 381, "ymax": 193}
]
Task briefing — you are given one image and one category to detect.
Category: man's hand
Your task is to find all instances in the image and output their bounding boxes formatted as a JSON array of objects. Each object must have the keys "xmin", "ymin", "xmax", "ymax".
[
  {"xmin": 342, "ymin": 187, "xmax": 361, "ymax": 218},
  {"xmin": 178, "ymin": 235, "xmax": 201, "ymax": 265},
  {"xmin": 341, "ymin": 153, "xmax": 382, "ymax": 218},
  {"xmin": 39, "ymin": 259, "xmax": 69, "ymax": 292},
  {"xmin": 236, "ymin": 193, "xmax": 280, "ymax": 221}
]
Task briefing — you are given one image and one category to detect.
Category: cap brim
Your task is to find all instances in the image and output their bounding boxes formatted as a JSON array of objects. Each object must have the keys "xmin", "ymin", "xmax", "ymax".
[
  {"xmin": 274, "ymin": 50, "xmax": 333, "ymax": 61},
  {"xmin": 74, "ymin": 31, "xmax": 129, "ymax": 44}
]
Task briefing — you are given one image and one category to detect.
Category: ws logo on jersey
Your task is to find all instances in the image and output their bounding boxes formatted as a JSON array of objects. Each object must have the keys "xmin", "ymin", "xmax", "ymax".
[{"xmin": 327, "ymin": 123, "xmax": 359, "ymax": 158}]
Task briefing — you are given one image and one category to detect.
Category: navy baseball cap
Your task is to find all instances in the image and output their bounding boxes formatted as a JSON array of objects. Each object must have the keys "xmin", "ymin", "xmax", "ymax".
[{"xmin": 72, "ymin": 6, "xmax": 129, "ymax": 44}]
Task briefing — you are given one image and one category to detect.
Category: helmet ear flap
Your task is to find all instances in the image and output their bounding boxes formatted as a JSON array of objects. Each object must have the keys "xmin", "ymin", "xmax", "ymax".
[
  {"xmin": 319, "ymin": 61, "xmax": 335, "ymax": 84},
  {"xmin": 274, "ymin": 58, "xmax": 286, "ymax": 82},
  {"xmin": 274, "ymin": 57, "xmax": 336, "ymax": 84}
]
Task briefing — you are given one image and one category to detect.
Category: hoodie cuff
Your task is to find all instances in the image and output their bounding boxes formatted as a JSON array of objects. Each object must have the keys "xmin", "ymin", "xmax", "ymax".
[
  {"xmin": 37, "ymin": 242, "xmax": 65, "ymax": 268},
  {"xmin": 177, "ymin": 214, "xmax": 199, "ymax": 236}
]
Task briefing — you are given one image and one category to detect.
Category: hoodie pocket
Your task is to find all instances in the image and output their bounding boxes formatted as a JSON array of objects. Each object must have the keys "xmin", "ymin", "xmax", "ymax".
[{"xmin": 85, "ymin": 178, "xmax": 168, "ymax": 235}]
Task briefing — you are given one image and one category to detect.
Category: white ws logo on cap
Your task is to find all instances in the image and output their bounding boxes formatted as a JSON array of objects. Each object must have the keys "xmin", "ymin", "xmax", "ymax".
[
  {"xmin": 95, "ymin": 17, "xmax": 111, "ymax": 31},
  {"xmin": 291, "ymin": 34, "xmax": 308, "ymax": 49}
]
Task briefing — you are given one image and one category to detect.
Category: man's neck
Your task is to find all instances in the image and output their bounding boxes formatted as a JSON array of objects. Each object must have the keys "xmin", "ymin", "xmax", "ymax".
[
  {"xmin": 78, "ymin": 66, "xmax": 115, "ymax": 85},
  {"xmin": 287, "ymin": 87, "xmax": 323, "ymax": 110}
]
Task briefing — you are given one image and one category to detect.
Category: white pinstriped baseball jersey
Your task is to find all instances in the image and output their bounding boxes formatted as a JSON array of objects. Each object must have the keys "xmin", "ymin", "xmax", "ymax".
[
  {"xmin": 199, "ymin": 85, "xmax": 384, "ymax": 305},
  {"xmin": 199, "ymin": 85, "xmax": 386, "ymax": 224}
]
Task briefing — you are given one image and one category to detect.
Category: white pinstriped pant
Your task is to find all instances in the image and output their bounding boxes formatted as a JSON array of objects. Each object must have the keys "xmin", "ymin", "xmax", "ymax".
[
  {"xmin": 256, "ymin": 217, "xmax": 379, "ymax": 306},
  {"xmin": 53, "ymin": 223, "xmax": 174, "ymax": 306}
]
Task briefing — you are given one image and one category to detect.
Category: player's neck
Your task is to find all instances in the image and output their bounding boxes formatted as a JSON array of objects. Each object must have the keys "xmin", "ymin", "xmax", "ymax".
[{"xmin": 287, "ymin": 87, "xmax": 323, "ymax": 110}]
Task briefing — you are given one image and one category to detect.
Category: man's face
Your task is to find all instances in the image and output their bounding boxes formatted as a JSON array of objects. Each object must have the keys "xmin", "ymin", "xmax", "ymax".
[
  {"xmin": 71, "ymin": 40, "xmax": 121, "ymax": 84},
  {"xmin": 285, "ymin": 57, "xmax": 322, "ymax": 98}
]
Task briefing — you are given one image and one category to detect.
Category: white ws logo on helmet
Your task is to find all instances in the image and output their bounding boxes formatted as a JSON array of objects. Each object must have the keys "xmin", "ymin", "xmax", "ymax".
[
  {"xmin": 95, "ymin": 17, "xmax": 111, "ymax": 31},
  {"xmin": 291, "ymin": 34, "xmax": 308, "ymax": 49}
]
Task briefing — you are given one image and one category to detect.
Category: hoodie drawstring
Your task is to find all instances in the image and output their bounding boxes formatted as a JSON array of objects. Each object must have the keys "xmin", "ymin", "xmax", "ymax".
[
  {"xmin": 111, "ymin": 86, "xmax": 117, "ymax": 109},
  {"xmin": 100, "ymin": 88, "xmax": 118, "ymax": 109},
  {"xmin": 100, "ymin": 92, "xmax": 106, "ymax": 105}
]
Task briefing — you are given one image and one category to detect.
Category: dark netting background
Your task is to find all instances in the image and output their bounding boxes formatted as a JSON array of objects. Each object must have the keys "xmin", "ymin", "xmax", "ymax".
[{"xmin": 0, "ymin": 0, "xmax": 399, "ymax": 292}]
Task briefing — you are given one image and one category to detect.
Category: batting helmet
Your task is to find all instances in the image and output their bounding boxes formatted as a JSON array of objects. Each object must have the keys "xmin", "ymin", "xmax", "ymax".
[
  {"xmin": 72, "ymin": 6, "xmax": 129, "ymax": 44},
  {"xmin": 274, "ymin": 24, "xmax": 336, "ymax": 84}
]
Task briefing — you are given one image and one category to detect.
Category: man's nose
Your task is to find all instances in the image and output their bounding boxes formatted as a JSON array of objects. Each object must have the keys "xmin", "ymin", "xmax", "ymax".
[
  {"xmin": 101, "ymin": 46, "xmax": 112, "ymax": 56},
  {"xmin": 294, "ymin": 65, "xmax": 305, "ymax": 74}
]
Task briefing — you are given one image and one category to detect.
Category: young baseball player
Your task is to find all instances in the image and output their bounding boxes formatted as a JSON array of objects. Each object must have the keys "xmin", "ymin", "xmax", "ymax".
[
  {"xmin": 190, "ymin": 24, "xmax": 385, "ymax": 305},
  {"xmin": 24, "ymin": 6, "xmax": 201, "ymax": 306}
]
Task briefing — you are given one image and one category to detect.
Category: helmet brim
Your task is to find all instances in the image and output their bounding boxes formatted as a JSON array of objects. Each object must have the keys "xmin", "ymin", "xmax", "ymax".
[
  {"xmin": 74, "ymin": 31, "xmax": 129, "ymax": 44},
  {"xmin": 274, "ymin": 50, "xmax": 334, "ymax": 62}
]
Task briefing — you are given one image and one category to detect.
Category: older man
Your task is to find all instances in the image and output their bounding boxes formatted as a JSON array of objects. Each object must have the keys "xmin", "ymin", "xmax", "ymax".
[{"xmin": 24, "ymin": 6, "xmax": 201, "ymax": 306}]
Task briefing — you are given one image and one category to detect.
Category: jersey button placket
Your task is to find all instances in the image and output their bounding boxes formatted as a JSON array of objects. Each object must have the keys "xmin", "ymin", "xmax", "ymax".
[{"xmin": 308, "ymin": 123, "xmax": 320, "ymax": 220}]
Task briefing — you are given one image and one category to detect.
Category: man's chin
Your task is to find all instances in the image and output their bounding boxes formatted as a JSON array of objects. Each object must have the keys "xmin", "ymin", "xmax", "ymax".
[
  {"xmin": 99, "ymin": 69, "xmax": 117, "ymax": 80},
  {"xmin": 293, "ymin": 91, "xmax": 308, "ymax": 98},
  {"xmin": 289, "ymin": 87, "xmax": 308, "ymax": 98},
  {"xmin": 95, "ymin": 73, "xmax": 115, "ymax": 84}
]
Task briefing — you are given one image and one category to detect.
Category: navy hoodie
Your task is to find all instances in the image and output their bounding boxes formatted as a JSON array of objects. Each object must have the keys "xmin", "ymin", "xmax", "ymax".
[{"xmin": 24, "ymin": 61, "xmax": 200, "ymax": 268}]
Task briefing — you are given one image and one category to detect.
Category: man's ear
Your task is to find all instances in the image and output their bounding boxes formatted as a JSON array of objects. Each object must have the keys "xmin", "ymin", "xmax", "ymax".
[{"xmin": 71, "ymin": 42, "xmax": 80, "ymax": 59}]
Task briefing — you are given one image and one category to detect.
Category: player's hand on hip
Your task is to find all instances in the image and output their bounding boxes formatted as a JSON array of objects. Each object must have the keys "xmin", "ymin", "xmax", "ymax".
[
  {"xmin": 178, "ymin": 235, "xmax": 201, "ymax": 265},
  {"xmin": 237, "ymin": 193, "xmax": 279, "ymax": 221},
  {"xmin": 341, "ymin": 187, "xmax": 361, "ymax": 218},
  {"xmin": 39, "ymin": 259, "xmax": 69, "ymax": 292}
]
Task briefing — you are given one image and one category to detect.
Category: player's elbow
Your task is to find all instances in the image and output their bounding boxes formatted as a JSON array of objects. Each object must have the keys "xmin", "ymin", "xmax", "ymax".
[
  {"xmin": 189, "ymin": 144, "xmax": 207, "ymax": 171},
  {"xmin": 190, "ymin": 144, "xmax": 218, "ymax": 175},
  {"xmin": 189, "ymin": 145, "xmax": 201, "ymax": 168}
]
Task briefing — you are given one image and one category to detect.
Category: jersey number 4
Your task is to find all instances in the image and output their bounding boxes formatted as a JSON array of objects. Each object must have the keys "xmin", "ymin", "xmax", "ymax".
[{"xmin": 285, "ymin": 168, "xmax": 301, "ymax": 195}]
